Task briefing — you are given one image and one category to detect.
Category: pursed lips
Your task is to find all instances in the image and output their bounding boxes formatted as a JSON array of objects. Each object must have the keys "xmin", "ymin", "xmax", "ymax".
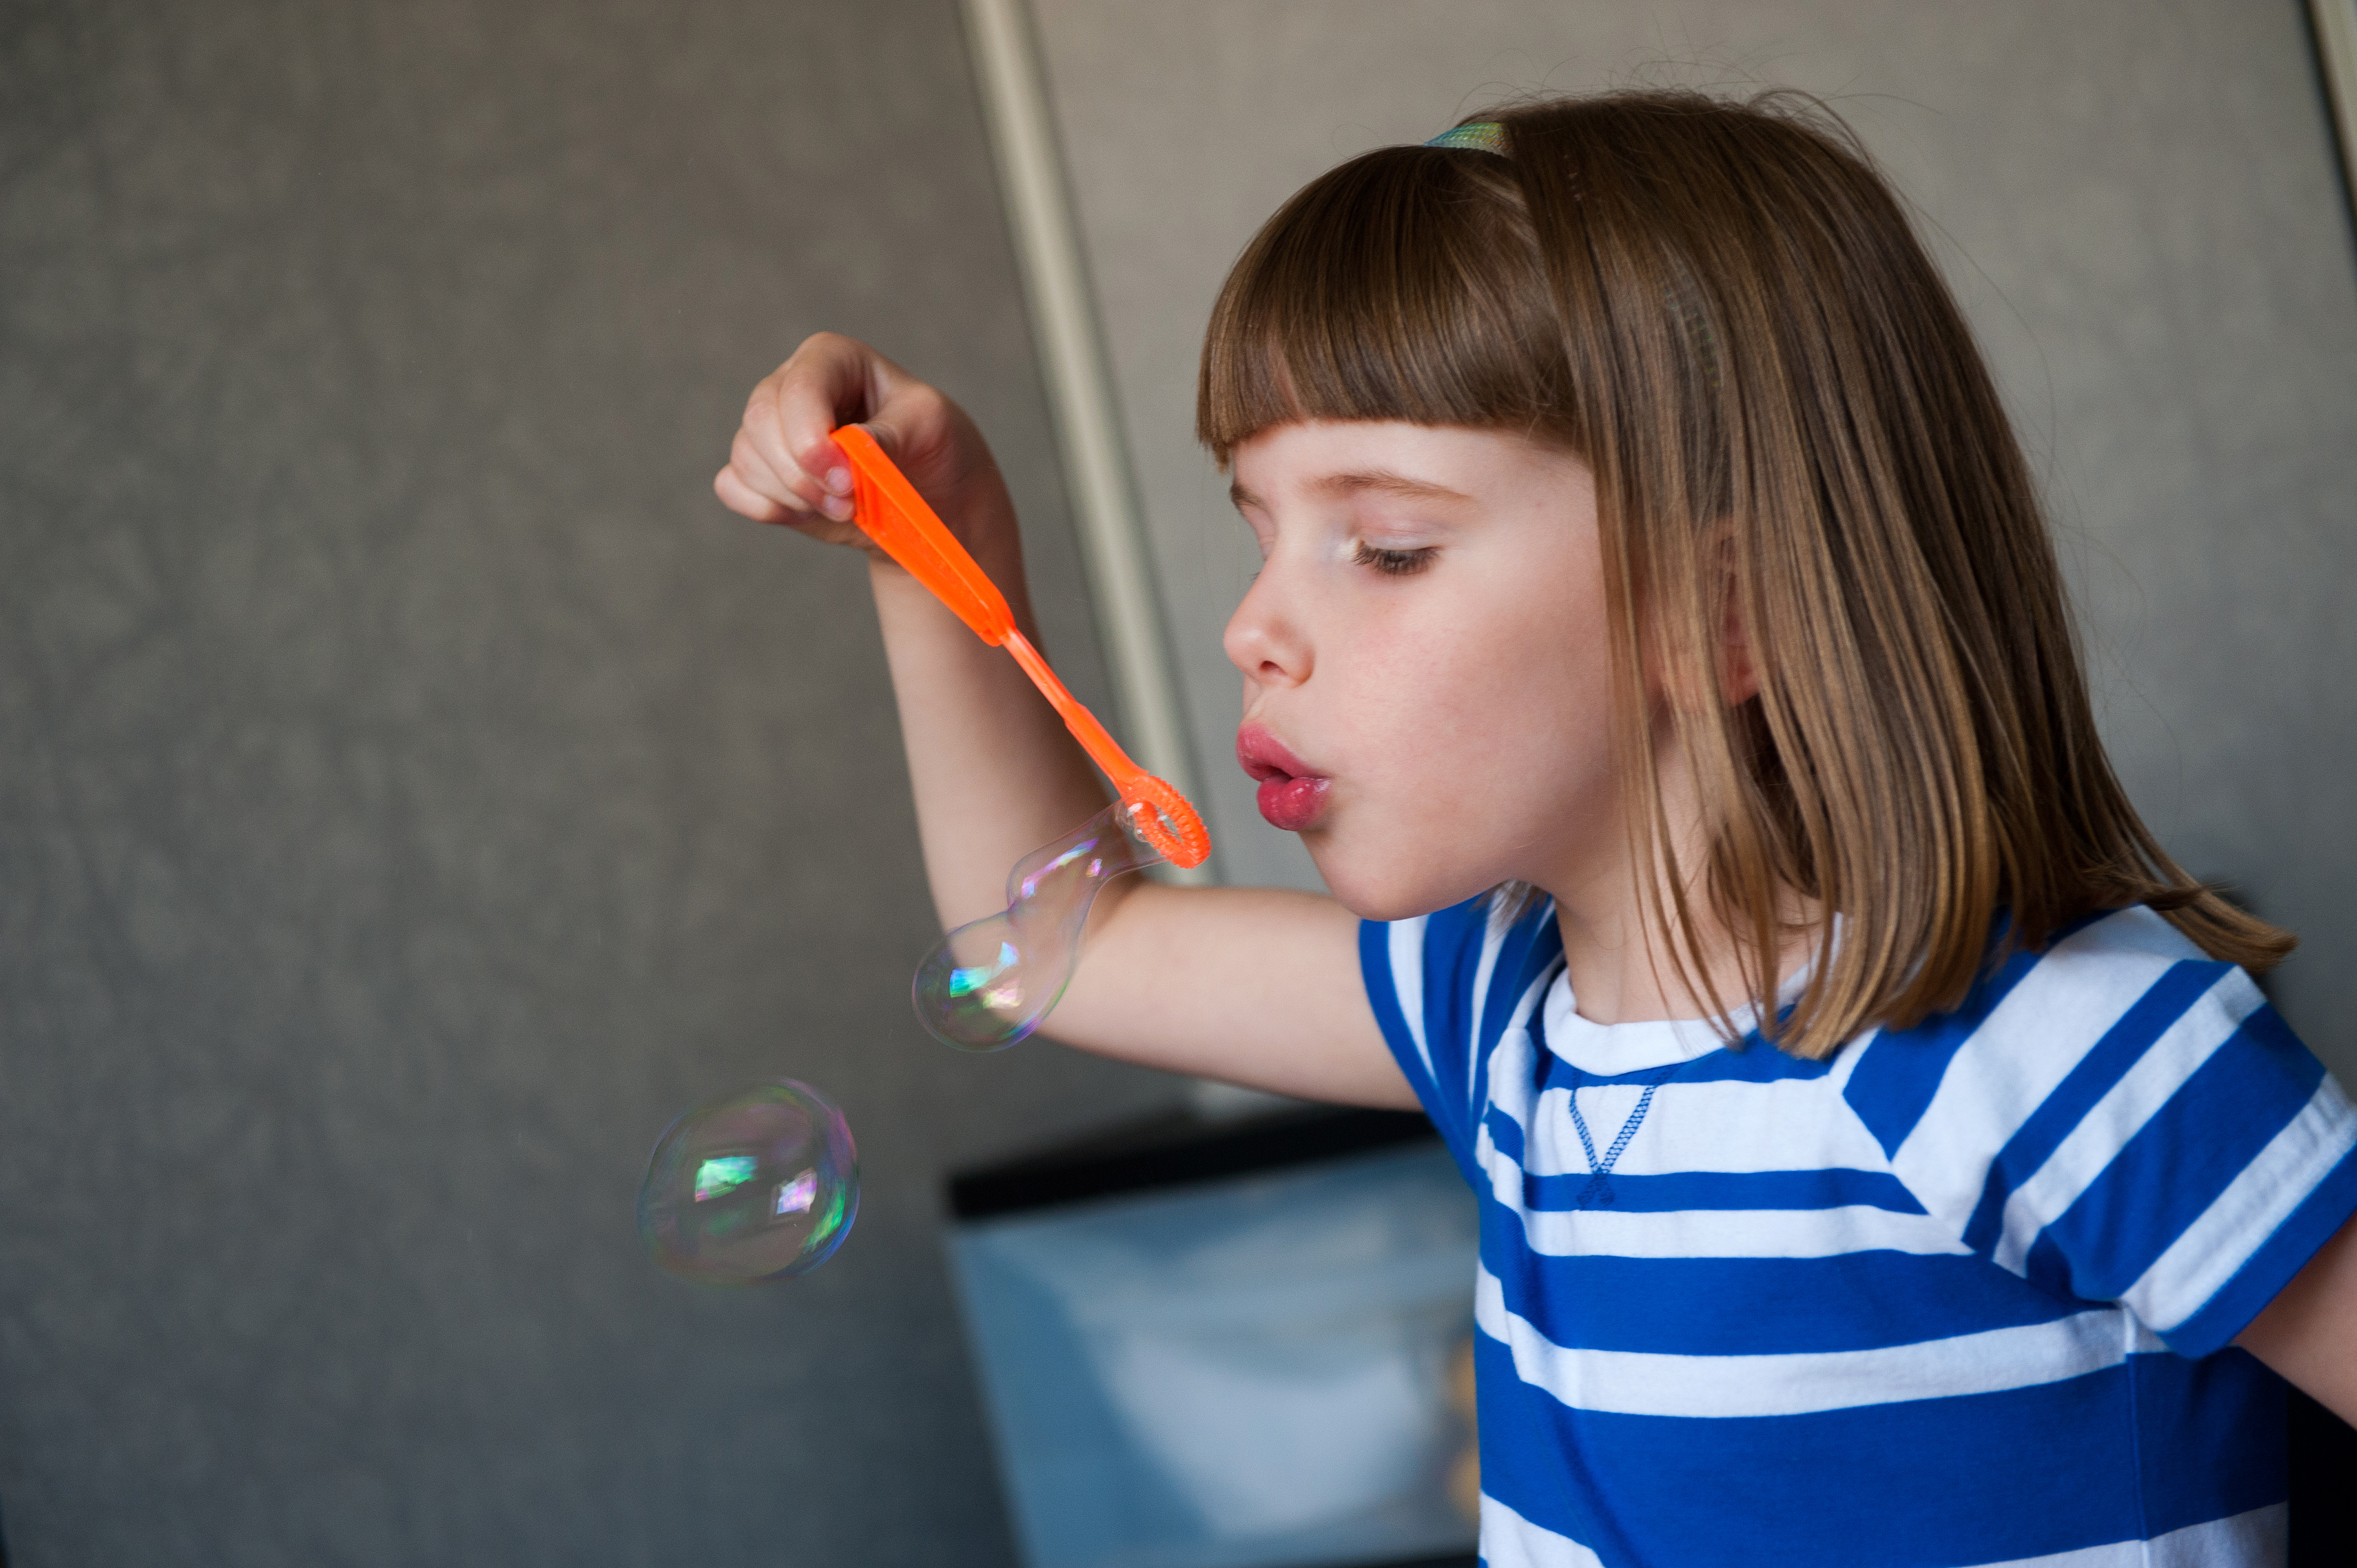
[{"xmin": 1235, "ymin": 723, "xmax": 1330, "ymax": 832}]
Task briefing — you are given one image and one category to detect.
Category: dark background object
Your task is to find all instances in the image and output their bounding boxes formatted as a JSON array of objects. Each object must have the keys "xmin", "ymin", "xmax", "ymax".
[
  {"xmin": 949, "ymin": 1103, "xmax": 1442, "ymax": 1219},
  {"xmin": 946, "ymin": 1107, "xmax": 1479, "ymax": 1568},
  {"xmin": 0, "ymin": 1, "xmax": 1180, "ymax": 1564},
  {"xmin": 2289, "ymin": 1385, "xmax": 2356, "ymax": 1563}
]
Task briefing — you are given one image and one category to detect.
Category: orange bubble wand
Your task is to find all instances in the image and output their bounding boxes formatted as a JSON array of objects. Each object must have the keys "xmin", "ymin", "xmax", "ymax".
[{"xmin": 831, "ymin": 425, "xmax": 1211, "ymax": 870}]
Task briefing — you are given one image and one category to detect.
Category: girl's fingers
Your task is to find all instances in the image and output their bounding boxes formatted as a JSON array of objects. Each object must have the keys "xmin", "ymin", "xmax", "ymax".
[
  {"xmin": 779, "ymin": 389, "xmax": 855, "ymax": 510},
  {"xmin": 722, "ymin": 426, "xmax": 809, "ymax": 513},
  {"xmin": 761, "ymin": 334, "xmax": 888, "ymax": 514},
  {"xmin": 716, "ymin": 458, "xmax": 873, "ymax": 550},
  {"xmin": 733, "ymin": 383, "xmax": 821, "ymax": 510},
  {"xmin": 714, "ymin": 462, "xmax": 789, "ymax": 524},
  {"xmin": 740, "ymin": 379, "xmax": 851, "ymax": 520},
  {"xmin": 722, "ymin": 332, "xmax": 967, "ymax": 540}
]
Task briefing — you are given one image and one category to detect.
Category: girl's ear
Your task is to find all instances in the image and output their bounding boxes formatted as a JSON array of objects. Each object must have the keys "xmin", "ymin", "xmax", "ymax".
[
  {"xmin": 1704, "ymin": 520, "xmax": 1760, "ymax": 708},
  {"xmin": 1718, "ymin": 568, "xmax": 1759, "ymax": 707},
  {"xmin": 1643, "ymin": 523, "xmax": 1759, "ymax": 716}
]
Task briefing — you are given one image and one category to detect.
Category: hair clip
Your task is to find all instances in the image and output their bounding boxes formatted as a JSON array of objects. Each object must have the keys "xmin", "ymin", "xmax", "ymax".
[{"xmin": 1423, "ymin": 121, "xmax": 1507, "ymax": 155}]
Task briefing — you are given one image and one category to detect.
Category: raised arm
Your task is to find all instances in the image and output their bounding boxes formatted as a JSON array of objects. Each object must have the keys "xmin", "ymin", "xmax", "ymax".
[{"xmin": 716, "ymin": 334, "xmax": 1409, "ymax": 1107}]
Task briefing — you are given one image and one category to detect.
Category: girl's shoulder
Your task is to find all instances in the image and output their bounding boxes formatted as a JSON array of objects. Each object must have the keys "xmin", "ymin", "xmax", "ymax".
[
  {"xmin": 1845, "ymin": 904, "xmax": 2278, "ymax": 1131},
  {"xmin": 1843, "ymin": 904, "xmax": 2353, "ymax": 1356},
  {"xmin": 1865, "ymin": 904, "xmax": 2258, "ymax": 1067},
  {"xmin": 2015, "ymin": 901, "xmax": 2216, "ymax": 973}
]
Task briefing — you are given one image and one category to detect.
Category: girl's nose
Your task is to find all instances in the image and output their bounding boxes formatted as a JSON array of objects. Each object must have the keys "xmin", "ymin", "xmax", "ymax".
[{"xmin": 1223, "ymin": 567, "xmax": 1313, "ymax": 687}]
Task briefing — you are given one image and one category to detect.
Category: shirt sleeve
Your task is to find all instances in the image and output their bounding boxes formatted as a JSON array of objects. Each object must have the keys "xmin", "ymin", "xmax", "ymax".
[
  {"xmin": 1844, "ymin": 906, "xmax": 2357, "ymax": 1358},
  {"xmin": 1359, "ymin": 894, "xmax": 1560, "ymax": 1189}
]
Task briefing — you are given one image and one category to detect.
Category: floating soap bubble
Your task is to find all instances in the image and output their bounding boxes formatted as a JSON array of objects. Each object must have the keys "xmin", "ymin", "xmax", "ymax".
[
  {"xmin": 637, "ymin": 1079, "xmax": 858, "ymax": 1284},
  {"xmin": 913, "ymin": 801, "xmax": 1169, "ymax": 1051}
]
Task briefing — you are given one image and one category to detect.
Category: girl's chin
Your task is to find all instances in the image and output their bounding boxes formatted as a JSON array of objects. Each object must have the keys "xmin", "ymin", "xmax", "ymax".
[{"xmin": 1303, "ymin": 840, "xmax": 1481, "ymax": 925}]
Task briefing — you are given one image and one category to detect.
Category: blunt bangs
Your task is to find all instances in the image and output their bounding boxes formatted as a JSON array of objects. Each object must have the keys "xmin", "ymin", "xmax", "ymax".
[{"xmin": 1196, "ymin": 145, "xmax": 1572, "ymax": 465}]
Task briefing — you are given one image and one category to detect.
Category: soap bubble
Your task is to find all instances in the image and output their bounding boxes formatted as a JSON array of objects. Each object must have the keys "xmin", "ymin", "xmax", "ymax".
[
  {"xmin": 637, "ymin": 1080, "xmax": 858, "ymax": 1284},
  {"xmin": 913, "ymin": 801, "xmax": 1167, "ymax": 1050}
]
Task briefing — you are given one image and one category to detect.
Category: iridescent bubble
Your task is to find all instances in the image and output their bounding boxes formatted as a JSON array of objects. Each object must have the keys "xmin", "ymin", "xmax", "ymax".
[
  {"xmin": 913, "ymin": 801, "xmax": 1169, "ymax": 1051},
  {"xmin": 637, "ymin": 1080, "xmax": 858, "ymax": 1284}
]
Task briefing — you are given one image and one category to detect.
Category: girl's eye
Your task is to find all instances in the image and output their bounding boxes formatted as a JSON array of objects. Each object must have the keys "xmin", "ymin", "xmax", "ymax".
[{"xmin": 1351, "ymin": 541, "xmax": 1437, "ymax": 576}]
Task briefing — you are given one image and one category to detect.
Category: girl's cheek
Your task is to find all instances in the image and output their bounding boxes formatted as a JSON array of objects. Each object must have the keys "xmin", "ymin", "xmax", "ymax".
[{"xmin": 1344, "ymin": 597, "xmax": 1434, "ymax": 679}]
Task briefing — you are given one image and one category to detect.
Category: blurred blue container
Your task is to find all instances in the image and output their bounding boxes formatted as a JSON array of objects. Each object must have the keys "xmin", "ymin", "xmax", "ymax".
[{"xmin": 945, "ymin": 1110, "xmax": 1480, "ymax": 1568}]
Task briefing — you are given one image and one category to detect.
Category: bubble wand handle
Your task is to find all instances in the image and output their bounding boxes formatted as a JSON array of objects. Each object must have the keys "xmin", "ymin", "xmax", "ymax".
[
  {"xmin": 833, "ymin": 424, "xmax": 1210, "ymax": 869},
  {"xmin": 833, "ymin": 424, "xmax": 1016, "ymax": 644}
]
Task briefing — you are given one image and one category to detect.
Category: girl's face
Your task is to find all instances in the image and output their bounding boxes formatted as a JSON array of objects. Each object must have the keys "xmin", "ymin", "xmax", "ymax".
[{"xmin": 1224, "ymin": 420, "xmax": 1627, "ymax": 921}]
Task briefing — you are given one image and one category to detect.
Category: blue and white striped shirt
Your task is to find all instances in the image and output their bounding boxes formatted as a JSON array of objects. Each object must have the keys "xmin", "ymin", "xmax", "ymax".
[{"xmin": 1360, "ymin": 899, "xmax": 2357, "ymax": 1567}]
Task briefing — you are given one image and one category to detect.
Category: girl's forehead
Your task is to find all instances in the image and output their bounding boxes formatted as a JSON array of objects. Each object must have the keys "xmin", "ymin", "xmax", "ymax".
[{"xmin": 1231, "ymin": 419, "xmax": 1587, "ymax": 493}]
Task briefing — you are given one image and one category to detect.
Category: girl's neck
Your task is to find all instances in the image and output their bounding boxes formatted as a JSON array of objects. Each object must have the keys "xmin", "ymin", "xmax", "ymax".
[
  {"xmin": 1542, "ymin": 718, "xmax": 1816, "ymax": 1029},
  {"xmin": 1549, "ymin": 894, "xmax": 1815, "ymax": 1028}
]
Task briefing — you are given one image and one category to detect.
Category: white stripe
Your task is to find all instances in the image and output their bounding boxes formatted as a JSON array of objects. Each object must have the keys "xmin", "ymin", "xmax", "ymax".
[
  {"xmin": 2148, "ymin": 1503, "xmax": 2286, "ymax": 1568},
  {"xmin": 1892, "ymin": 909, "xmax": 2199, "ymax": 1225},
  {"xmin": 1502, "ymin": 968, "xmax": 1553, "ymax": 1041},
  {"xmin": 1960, "ymin": 1503, "xmax": 2286, "ymax": 1566},
  {"xmin": 1387, "ymin": 916, "xmax": 1432, "ymax": 1086},
  {"xmin": 2123, "ymin": 1074, "xmax": 2357, "ymax": 1333},
  {"xmin": 1476, "ymin": 1492, "xmax": 1605, "ymax": 1568},
  {"xmin": 1514, "ymin": 1079, "xmax": 1892, "ymax": 1178},
  {"xmin": 1476, "ymin": 1267, "xmax": 2122, "ymax": 1416},
  {"xmin": 1467, "ymin": 915, "xmax": 1508, "ymax": 1055},
  {"xmin": 1483, "ymin": 1176, "xmax": 1971, "ymax": 1260},
  {"xmin": 1473, "ymin": 1103, "xmax": 1965, "ymax": 1258},
  {"xmin": 1483, "ymin": 973, "xmax": 1555, "ymax": 1127},
  {"xmin": 1486, "ymin": 1027, "xmax": 1539, "ymax": 1132},
  {"xmin": 1991, "ymin": 972, "xmax": 2258, "ymax": 1272},
  {"xmin": 1824, "ymin": 1025, "xmax": 1879, "ymax": 1092}
]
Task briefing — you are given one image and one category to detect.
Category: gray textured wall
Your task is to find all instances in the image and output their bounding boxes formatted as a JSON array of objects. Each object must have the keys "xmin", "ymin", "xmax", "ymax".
[
  {"xmin": 1028, "ymin": 0, "xmax": 2357, "ymax": 1082},
  {"xmin": 0, "ymin": 2, "xmax": 1180, "ymax": 1563}
]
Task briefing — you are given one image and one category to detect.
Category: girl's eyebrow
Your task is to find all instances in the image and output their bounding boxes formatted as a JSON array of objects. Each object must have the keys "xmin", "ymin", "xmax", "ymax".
[{"xmin": 1228, "ymin": 470, "xmax": 1474, "ymax": 510}]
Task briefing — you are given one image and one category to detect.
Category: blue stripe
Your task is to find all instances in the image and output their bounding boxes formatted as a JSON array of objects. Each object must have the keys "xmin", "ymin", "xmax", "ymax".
[
  {"xmin": 1961, "ymin": 960, "xmax": 2225, "ymax": 1253},
  {"xmin": 1474, "ymin": 907, "xmax": 1560, "ymax": 1151},
  {"xmin": 1531, "ymin": 1046, "xmax": 1834, "ymax": 1087},
  {"xmin": 1477, "ymin": 1335, "xmax": 2163, "ymax": 1567},
  {"xmin": 1482, "ymin": 1219, "xmax": 2081, "ymax": 1354},
  {"xmin": 1466, "ymin": 974, "xmax": 1504, "ymax": 1157},
  {"xmin": 1363, "ymin": 912, "xmax": 1489, "ymax": 1186},
  {"xmin": 1839, "ymin": 909, "xmax": 2121, "ymax": 1158},
  {"xmin": 2027, "ymin": 1007, "xmax": 2325, "ymax": 1306},
  {"xmin": 2170, "ymin": 1142, "xmax": 2357, "ymax": 1357},
  {"xmin": 1365, "ymin": 898, "xmax": 1563, "ymax": 1191},
  {"xmin": 1483, "ymin": 1105, "xmax": 1527, "ymax": 1170},
  {"xmin": 1359, "ymin": 916, "xmax": 1420, "ymax": 1087},
  {"xmin": 2130, "ymin": 1348, "xmax": 2288, "ymax": 1531},
  {"xmin": 1842, "ymin": 941, "xmax": 2044, "ymax": 1158},
  {"xmin": 1422, "ymin": 899, "xmax": 1491, "ymax": 1080},
  {"xmin": 1670, "ymin": 1044, "xmax": 1834, "ymax": 1083},
  {"xmin": 1519, "ymin": 1167, "xmax": 1926, "ymax": 1215},
  {"xmin": 1530, "ymin": 1024, "xmax": 1568, "ymax": 1097},
  {"xmin": 1475, "ymin": 1333, "xmax": 1610, "ymax": 1559},
  {"xmin": 1476, "ymin": 912, "xmax": 1548, "ymax": 1047}
]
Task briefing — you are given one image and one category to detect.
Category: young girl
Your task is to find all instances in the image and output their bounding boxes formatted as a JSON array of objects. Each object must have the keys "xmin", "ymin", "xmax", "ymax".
[{"xmin": 717, "ymin": 90, "xmax": 2355, "ymax": 1566}]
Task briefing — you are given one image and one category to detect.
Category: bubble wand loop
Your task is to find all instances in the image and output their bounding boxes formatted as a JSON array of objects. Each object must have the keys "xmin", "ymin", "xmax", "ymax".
[{"xmin": 832, "ymin": 424, "xmax": 1211, "ymax": 870}]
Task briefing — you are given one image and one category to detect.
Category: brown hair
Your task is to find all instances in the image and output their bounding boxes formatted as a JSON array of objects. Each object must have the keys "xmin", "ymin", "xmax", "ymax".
[{"xmin": 1198, "ymin": 89, "xmax": 2291, "ymax": 1058}]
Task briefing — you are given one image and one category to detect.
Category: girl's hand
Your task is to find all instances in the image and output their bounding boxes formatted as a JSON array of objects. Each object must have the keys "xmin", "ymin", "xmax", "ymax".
[
  {"xmin": 712, "ymin": 335, "xmax": 1410, "ymax": 1113},
  {"xmin": 714, "ymin": 332, "xmax": 1012, "ymax": 568}
]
